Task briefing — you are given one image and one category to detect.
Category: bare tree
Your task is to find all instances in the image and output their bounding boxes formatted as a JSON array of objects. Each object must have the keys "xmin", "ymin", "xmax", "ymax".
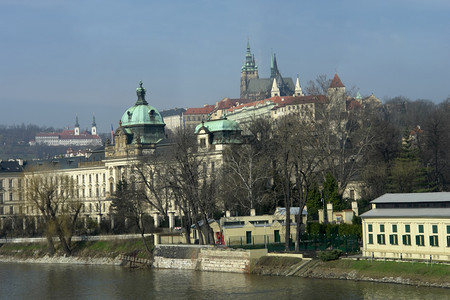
[
  {"xmin": 110, "ymin": 179, "xmax": 153, "ymax": 254},
  {"xmin": 24, "ymin": 167, "xmax": 81, "ymax": 256},
  {"xmin": 222, "ymin": 142, "xmax": 271, "ymax": 213}
]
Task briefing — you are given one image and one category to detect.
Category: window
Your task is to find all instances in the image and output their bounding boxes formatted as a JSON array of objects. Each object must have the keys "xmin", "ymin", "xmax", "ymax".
[
  {"xmin": 0, "ymin": 193, "xmax": 3, "ymax": 203},
  {"xmin": 392, "ymin": 224, "xmax": 397, "ymax": 232},
  {"xmin": 368, "ymin": 224, "xmax": 373, "ymax": 232},
  {"xmin": 368, "ymin": 234, "xmax": 373, "ymax": 244},
  {"xmin": 200, "ymin": 138, "xmax": 206, "ymax": 148},
  {"xmin": 9, "ymin": 179, "xmax": 13, "ymax": 188},
  {"xmin": 389, "ymin": 234, "xmax": 398, "ymax": 245},
  {"xmin": 380, "ymin": 224, "xmax": 385, "ymax": 232},
  {"xmin": 9, "ymin": 193, "xmax": 13, "ymax": 201},
  {"xmin": 418, "ymin": 224, "xmax": 424, "ymax": 233},
  {"xmin": 402, "ymin": 234, "xmax": 411, "ymax": 246},
  {"xmin": 211, "ymin": 161, "xmax": 215, "ymax": 174},
  {"xmin": 0, "ymin": 180, "xmax": 3, "ymax": 189},
  {"xmin": 9, "ymin": 206, "xmax": 13, "ymax": 214},
  {"xmin": 429, "ymin": 235, "xmax": 439, "ymax": 247},
  {"xmin": 405, "ymin": 224, "xmax": 410, "ymax": 233},
  {"xmin": 447, "ymin": 225, "xmax": 450, "ymax": 234},
  {"xmin": 432, "ymin": 225, "xmax": 438, "ymax": 234},
  {"xmin": 349, "ymin": 190, "xmax": 355, "ymax": 200},
  {"xmin": 377, "ymin": 234, "xmax": 385, "ymax": 245},
  {"xmin": 416, "ymin": 235, "xmax": 425, "ymax": 246},
  {"xmin": 447, "ymin": 236, "xmax": 450, "ymax": 247}
]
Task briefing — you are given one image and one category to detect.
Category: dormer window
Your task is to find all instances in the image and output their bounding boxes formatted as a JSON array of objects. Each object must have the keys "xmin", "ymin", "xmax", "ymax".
[{"xmin": 127, "ymin": 111, "xmax": 132, "ymax": 120}]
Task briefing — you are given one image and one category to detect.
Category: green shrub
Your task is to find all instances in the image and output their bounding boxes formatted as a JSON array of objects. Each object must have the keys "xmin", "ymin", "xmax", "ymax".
[{"xmin": 317, "ymin": 249, "xmax": 342, "ymax": 261}]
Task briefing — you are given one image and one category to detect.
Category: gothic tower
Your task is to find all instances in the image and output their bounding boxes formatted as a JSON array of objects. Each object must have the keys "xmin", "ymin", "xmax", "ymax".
[{"xmin": 240, "ymin": 40, "xmax": 259, "ymax": 98}]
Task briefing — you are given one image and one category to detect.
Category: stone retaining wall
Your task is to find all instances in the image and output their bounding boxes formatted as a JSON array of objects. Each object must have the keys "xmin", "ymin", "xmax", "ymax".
[{"xmin": 152, "ymin": 245, "xmax": 267, "ymax": 273}]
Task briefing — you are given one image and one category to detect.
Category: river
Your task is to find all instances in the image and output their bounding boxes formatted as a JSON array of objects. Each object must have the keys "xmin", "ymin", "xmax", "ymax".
[{"xmin": 0, "ymin": 262, "xmax": 448, "ymax": 299}]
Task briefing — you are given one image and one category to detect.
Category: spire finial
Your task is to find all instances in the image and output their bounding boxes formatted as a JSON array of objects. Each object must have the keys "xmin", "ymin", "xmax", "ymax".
[{"xmin": 135, "ymin": 81, "xmax": 148, "ymax": 105}]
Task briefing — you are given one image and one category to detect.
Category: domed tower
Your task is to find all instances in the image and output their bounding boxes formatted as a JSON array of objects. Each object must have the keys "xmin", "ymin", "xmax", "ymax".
[
  {"xmin": 106, "ymin": 81, "xmax": 166, "ymax": 158},
  {"xmin": 119, "ymin": 81, "xmax": 166, "ymax": 145}
]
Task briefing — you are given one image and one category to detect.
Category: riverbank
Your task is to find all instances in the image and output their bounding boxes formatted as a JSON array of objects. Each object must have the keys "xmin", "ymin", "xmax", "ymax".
[
  {"xmin": 252, "ymin": 255, "xmax": 450, "ymax": 289},
  {"xmin": 0, "ymin": 238, "xmax": 152, "ymax": 266},
  {"xmin": 1, "ymin": 240, "xmax": 448, "ymax": 288}
]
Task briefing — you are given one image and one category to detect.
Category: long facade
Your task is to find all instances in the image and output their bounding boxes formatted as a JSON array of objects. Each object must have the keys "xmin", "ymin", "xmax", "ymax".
[
  {"xmin": 0, "ymin": 82, "xmax": 241, "ymax": 235},
  {"xmin": 361, "ymin": 193, "xmax": 450, "ymax": 262}
]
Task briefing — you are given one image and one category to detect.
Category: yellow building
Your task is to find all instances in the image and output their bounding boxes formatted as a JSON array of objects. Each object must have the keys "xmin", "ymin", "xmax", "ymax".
[
  {"xmin": 220, "ymin": 208, "xmax": 307, "ymax": 246},
  {"xmin": 360, "ymin": 192, "xmax": 450, "ymax": 262}
]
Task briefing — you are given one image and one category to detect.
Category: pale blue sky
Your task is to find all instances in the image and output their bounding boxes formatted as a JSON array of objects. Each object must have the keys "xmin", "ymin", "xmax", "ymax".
[{"xmin": 1, "ymin": 0, "xmax": 449, "ymax": 133}]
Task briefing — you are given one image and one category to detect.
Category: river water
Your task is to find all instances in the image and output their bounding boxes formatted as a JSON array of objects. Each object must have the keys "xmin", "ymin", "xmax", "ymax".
[{"xmin": 0, "ymin": 262, "xmax": 448, "ymax": 300}]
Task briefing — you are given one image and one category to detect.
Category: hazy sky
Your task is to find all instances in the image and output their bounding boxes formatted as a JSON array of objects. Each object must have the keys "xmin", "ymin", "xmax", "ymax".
[{"xmin": 1, "ymin": 0, "xmax": 449, "ymax": 133}]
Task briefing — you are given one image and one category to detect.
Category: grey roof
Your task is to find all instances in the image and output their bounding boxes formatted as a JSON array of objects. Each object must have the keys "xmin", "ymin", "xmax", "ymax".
[
  {"xmin": 276, "ymin": 207, "xmax": 307, "ymax": 216},
  {"xmin": 247, "ymin": 77, "xmax": 295, "ymax": 96},
  {"xmin": 160, "ymin": 108, "xmax": 186, "ymax": 117},
  {"xmin": 361, "ymin": 208, "xmax": 450, "ymax": 219},
  {"xmin": 371, "ymin": 192, "xmax": 450, "ymax": 204},
  {"xmin": 0, "ymin": 161, "xmax": 24, "ymax": 173}
]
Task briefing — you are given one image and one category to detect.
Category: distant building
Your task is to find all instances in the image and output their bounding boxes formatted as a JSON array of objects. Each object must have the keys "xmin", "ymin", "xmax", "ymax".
[
  {"xmin": 361, "ymin": 192, "xmax": 450, "ymax": 262},
  {"xmin": 183, "ymin": 105, "xmax": 215, "ymax": 129},
  {"xmin": 33, "ymin": 115, "xmax": 102, "ymax": 147},
  {"xmin": 240, "ymin": 41, "xmax": 295, "ymax": 100},
  {"xmin": 160, "ymin": 108, "xmax": 186, "ymax": 133}
]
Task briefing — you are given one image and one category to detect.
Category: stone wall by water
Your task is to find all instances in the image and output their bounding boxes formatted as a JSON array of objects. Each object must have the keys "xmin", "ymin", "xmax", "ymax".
[{"xmin": 152, "ymin": 245, "xmax": 267, "ymax": 273}]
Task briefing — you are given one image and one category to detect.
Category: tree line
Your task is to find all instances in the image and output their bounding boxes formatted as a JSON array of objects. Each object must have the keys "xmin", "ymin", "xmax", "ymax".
[{"xmin": 9, "ymin": 76, "xmax": 450, "ymax": 255}]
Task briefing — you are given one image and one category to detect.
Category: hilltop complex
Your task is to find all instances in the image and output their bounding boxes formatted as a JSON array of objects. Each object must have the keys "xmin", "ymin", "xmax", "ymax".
[{"xmin": 1, "ymin": 41, "xmax": 448, "ymax": 262}]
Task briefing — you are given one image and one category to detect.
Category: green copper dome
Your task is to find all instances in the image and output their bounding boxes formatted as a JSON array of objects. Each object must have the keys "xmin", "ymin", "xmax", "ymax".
[
  {"xmin": 195, "ymin": 118, "xmax": 242, "ymax": 145},
  {"xmin": 119, "ymin": 81, "xmax": 166, "ymax": 144},
  {"xmin": 121, "ymin": 81, "xmax": 164, "ymax": 127},
  {"xmin": 194, "ymin": 118, "xmax": 240, "ymax": 134}
]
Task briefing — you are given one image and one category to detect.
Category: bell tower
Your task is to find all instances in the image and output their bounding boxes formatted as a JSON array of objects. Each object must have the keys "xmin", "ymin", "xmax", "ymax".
[
  {"xmin": 74, "ymin": 114, "xmax": 80, "ymax": 136},
  {"xmin": 91, "ymin": 114, "xmax": 97, "ymax": 136},
  {"xmin": 240, "ymin": 40, "xmax": 258, "ymax": 98}
]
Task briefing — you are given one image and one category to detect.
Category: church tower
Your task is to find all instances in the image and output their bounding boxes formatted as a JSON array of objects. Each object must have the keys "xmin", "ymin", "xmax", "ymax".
[
  {"xmin": 74, "ymin": 115, "xmax": 80, "ymax": 136},
  {"xmin": 240, "ymin": 40, "xmax": 259, "ymax": 98},
  {"xmin": 294, "ymin": 75, "xmax": 304, "ymax": 96},
  {"xmin": 91, "ymin": 114, "xmax": 97, "ymax": 136},
  {"xmin": 271, "ymin": 78, "xmax": 280, "ymax": 97}
]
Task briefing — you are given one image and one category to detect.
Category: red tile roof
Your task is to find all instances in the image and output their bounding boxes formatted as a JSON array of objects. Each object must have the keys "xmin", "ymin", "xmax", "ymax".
[
  {"xmin": 184, "ymin": 105, "xmax": 215, "ymax": 115},
  {"xmin": 329, "ymin": 73, "xmax": 345, "ymax": 88}
]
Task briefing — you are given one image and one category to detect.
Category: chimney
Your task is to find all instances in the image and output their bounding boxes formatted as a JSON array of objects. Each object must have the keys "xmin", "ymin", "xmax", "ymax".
[{"xmin": 250, "ymin": 208, "xmax": 256, "ymax": 216}]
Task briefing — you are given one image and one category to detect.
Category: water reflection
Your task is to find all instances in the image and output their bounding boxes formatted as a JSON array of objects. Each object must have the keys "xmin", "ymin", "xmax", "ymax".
[{"xmin": 0, "ymin": 263, "xmax": 447, "ymax": 300}]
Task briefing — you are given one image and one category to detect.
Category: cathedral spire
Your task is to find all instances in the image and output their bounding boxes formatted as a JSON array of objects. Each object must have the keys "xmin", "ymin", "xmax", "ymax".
[
  {"xmin": 241, "ymin": 40, "xmax": 258, "ymax": 72},
  {"xmin": 270, "ymin": 53, "xmax": 279, "ymax": 78},
  {"xmin": 135, "ymin": 80, "xmax": 148, "ymax": 105}
]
